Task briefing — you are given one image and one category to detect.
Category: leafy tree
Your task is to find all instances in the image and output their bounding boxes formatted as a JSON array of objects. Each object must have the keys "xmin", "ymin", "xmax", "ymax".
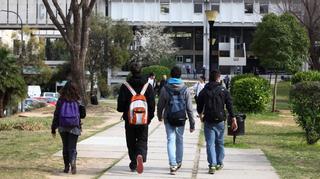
[
  {"xmin": 0, "ymin": 46, "xmax": 26, "ymax": 118},
  {"xmin": 251, "ymin": 13, "xmax": 309, "ymax": 112},
  {"xmin": 46, "ymin": 38, "xmax": 70, "ymax": 61},
  {"xmin": 131, "ymin": 24, "xmax": 177, "ymax": 66},
  {"xmin": 87, "ymin": 15, "xmax": 133, "ymax": 95},
  {"xmin": 42, "ymin": 0, "xmax": 97, "ymax": 105}
]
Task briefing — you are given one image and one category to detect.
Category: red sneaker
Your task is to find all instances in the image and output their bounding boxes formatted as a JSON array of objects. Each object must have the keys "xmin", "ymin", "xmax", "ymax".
[{"xmin": 136, "ymin": 155, "xmax": 144, "ymax": 174}]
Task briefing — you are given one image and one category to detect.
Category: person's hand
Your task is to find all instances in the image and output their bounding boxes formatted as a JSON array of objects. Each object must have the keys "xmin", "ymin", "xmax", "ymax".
[
  {"xmin": 190, "ymin": 128, "xmax": 195, "ymax": 133},
  {"xmin": 231, "ymin": 117, "xmax": 238, "ymax": 132}
]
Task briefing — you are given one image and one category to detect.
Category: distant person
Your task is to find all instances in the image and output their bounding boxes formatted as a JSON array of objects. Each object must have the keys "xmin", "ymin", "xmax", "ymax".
[
  {"xmin": 196, "ymin": 70, "xmax": 238, "ymax": 175},
  {"xmin": 193, "ymin": 68, "xmax": 197, "ymax": 79},
  {"xmin": 51, "ymin": 81, "xmax": 86, "ymax": 175},
  {"xmin": 157, "ymin": 66, "xmax": 195, "ymax": 175},
  {"xmin": 158, "ymin": 74, "xmax": 168, "ymax": 95},
  {"xmin": 193, "ymin": 76, "xmax": 206, "ymax": 103},
  {"xmin": 223, "ymin": 75, "xmax": 230, "ymax": 90},
  {"xmin": 148, "ymin": 72, "xmax": 156, "ymax": 89},
  {"xmin": 201, "ymin": 65, "xmax": 206, "ymax": 78},
  {"xmin": 186, "ymin": 65, "xmax": 191, "ymax": 78},
  {"xmin": 117, "ymin": 63, "xmax": 155, "ymax": 174}
]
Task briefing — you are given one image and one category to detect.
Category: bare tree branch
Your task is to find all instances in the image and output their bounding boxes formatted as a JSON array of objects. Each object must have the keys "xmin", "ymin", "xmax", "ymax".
[
  {"xmin": 52, "ymin": 0, "xmax": 68, "ymax": 26},
  {"xmin": 42, "ymin": 0, "xmax": 72, "ymax": 49}
]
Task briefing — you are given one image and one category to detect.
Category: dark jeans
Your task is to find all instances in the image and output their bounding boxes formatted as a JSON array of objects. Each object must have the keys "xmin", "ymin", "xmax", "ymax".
[
  {"xmin": 60, "ymin": 132, "xmax": 79, "ymax": 166},
  {"xmin": 125, "ymin": 122, "xmax": 149, "ymax": 165}
]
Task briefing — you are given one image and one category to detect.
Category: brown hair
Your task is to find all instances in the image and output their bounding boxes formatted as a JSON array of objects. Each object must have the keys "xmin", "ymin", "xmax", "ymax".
[{"xmin": 59, "ymin": 81, "xmax": 80, "ymax": 101}]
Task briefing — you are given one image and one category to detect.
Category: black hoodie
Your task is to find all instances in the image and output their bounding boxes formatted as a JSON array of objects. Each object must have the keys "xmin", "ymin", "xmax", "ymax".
[
  {"xmin": 117, "ymin": 74, "xmax": 155, "ymax": 124},
  {"xmin": 197, "ymin": 81, "xmax": 234, "ymax": 122}
]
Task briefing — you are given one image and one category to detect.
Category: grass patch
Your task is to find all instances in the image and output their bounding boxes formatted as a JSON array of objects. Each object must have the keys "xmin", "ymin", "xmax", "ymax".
[
  {"xmin": 225, "ymin": 111, "xmax": 320, "ymax": 179},
  {"xmin": 273, "ymin": 81, "xmax": 291, "ymax": 110},
  {"xmin": 0, "ymin": 101, "xmax": 118, "ymax": 178}
]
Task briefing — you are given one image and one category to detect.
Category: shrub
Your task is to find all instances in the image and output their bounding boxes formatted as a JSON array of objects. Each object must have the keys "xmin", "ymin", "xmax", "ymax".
[
  {"xmin": 290, "ymin": 81, "xmax": 320, "ymax": 144},
  {"xmin": 142, "ymin": 65, "xmax": 170, "ymax": 81},
  {"xmin": 291, "ymin": 71, "xmax": 320, "ymax": 84},
  {"xmin": 98, "ymin": 76, "xmax": 110, "ymax": 97},
  {"xmin": 230, "ymin": 74, "xmax": 258, "ymax": 96},
  {"xmin": 232, "ymin": 77, "xmax": 271, "ymax": 113}
]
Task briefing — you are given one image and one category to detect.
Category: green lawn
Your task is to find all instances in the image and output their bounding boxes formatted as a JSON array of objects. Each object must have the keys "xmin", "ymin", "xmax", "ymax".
[
  {"xmin": 275, "ymin": 81, "xmax": 291, "ymax": 110},
  {"xmin": 0, "ymin": 102, "xmax": 118, "ymax": 178}
]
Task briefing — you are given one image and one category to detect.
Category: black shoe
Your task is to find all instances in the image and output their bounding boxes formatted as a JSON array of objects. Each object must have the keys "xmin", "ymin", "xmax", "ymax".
[
  {"xmin": 129, "ymin": 162, "xmax": 137, "ymax": 172},
  {"xmin": 71, "ymin": 160, "xmax": 76, "ymax": 175},
  {"xmin": 208, "ymin": 166, "xmax": 216, "ymax": 174},
  {"xmin": 216, "ymin": 164, "xmax": 224, "ymax": 170},
  {"xmin": 63, "ymin": 165, "xmax": 69, "ymax": 173}
]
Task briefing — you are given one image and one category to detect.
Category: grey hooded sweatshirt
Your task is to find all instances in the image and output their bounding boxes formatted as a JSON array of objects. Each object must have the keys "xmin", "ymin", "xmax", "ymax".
[{"xmin": 157, "ymin": 81, "xmax": 195, "ymax": 130}]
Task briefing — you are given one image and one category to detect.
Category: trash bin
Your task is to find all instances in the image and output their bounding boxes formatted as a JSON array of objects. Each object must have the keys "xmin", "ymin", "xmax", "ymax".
[
  {"xmin": 227, "ymin": 113, "xmax": 246, "ymax": 144},
  {"xmin": 90, "ymin": 95, "xmax": 98, "ymax": 105}
]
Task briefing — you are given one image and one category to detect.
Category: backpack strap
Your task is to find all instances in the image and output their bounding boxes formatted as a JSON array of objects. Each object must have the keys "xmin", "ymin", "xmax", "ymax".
[
  {"xmin": 140, "ymin": 83, "xmax": 149, "ymax": 95},
  {"xmin": 124, "ymin": 82, "xmax": 137, "ymax": 96}
]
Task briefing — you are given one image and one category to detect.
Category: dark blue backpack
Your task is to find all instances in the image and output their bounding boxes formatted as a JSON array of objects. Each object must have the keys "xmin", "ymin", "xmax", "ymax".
[
  {"xmin": 165, "ymin": 86, "xmax": 187, "ymax": 126},
  {"xmin": 59, "ymin": 101, "xmax": 80, "ymax": 127}
]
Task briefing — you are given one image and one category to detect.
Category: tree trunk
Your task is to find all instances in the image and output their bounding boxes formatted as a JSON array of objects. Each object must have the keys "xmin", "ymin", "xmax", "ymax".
[
  {"xmin": 0, "ymin": 94, "xmax": 4, "ymax": 118},
  {"xmin": 71, "ymin": 54, "xmax": 88, "ymax": 105},
  {"xmin": 272, "ymin": 71, "xmax": 278, "ymax": 112}
]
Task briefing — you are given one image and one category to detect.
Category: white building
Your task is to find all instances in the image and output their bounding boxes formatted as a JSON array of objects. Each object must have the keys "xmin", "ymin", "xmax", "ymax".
[{"xmin": 0, "ymin": 0, "xmax": 285, "ymax": 74}]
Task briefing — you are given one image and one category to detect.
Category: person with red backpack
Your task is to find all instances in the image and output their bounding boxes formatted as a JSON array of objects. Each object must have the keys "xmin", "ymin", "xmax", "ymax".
[
  {"xmin": 196, "ymin": 70, "xmax": 237, "ymax": 174},
  {"xmin": 157, "ymin": 66, "xmax": 195, "ymax": 175},
  {"xmin": 117, "ymin": 63, "xmax": 155, "ymax": 174},
  {"xmin": 51, "ymin": 81, "xmax": 86, "ymax": 174}
]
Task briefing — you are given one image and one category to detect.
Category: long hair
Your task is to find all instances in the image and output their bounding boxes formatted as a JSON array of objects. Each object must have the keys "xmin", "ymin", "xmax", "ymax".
[{"xmin": 59, "ymin": 81, "xmax": 80, "ymax": 101}]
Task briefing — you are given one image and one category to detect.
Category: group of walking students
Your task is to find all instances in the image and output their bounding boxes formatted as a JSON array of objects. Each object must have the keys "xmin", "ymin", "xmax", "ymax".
[{"xmin": 51, "ymin": 63, "xmax": 238, "ymax": 175}]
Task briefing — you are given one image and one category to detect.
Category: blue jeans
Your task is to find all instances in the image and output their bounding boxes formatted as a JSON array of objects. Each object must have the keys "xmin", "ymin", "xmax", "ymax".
[
  {"xmin": 204, "ymin": 121, "xmax": 225, "ymax": 167},
  {"xmin": 165, "ymin": 122, "xmax": 185, "ymax": 166}
]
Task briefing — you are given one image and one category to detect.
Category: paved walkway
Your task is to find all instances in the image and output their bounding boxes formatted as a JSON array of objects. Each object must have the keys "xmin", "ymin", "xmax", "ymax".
[{"xmin": 52, "ymin": 117, "xmax": 279, "ymax": 179}]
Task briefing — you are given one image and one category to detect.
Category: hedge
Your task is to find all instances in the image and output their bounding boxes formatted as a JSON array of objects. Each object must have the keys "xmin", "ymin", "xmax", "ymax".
[
  {"xmin": 291, "ymin": 71, "xmax": 320, "ymax": 84},
  {"xmin": 230, "ymin": 74, "xmax": 258, "ymax": 96},
  {"xmin": 232, "ymin": 77, "xmax": 271, "ymax": 113},
  {"xmin": 141, "ymin": 65, "xmax": 170, "ymax": 81},
  {"xmin": 290, "ymin": 81, "xmax": 320, "ymax": 144}
]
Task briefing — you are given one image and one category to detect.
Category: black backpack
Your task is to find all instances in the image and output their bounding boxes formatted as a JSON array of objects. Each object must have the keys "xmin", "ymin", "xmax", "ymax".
[
  {"xmin": 204, "ymin": 86, "xmax": 226, "ymax": 122},
  {"xmin": 165, "ymin": 86, "xmax": 188, "ymax": 126}
]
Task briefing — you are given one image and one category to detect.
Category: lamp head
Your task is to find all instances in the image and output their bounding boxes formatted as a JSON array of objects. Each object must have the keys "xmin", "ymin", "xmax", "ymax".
[{"xmin": 205, "ymin": 10, "xmax": 219, "ymax": 22}]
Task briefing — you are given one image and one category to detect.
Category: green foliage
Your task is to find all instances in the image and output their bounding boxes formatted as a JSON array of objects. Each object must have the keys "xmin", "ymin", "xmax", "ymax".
[
  {"xmin": 97, "ymin": 76, "xmax": 110, "ymax": 97},
  {"xmin": 230, "ymin": 74, "xmax": 257, "ymax": 96},
  {"xmin": 46, "ymin": 38, "xmax": 70, "ymax": 61},
  {"xmin": 0, "ymin": 46, "xmax": 27, "ymax": 117},
  {"xmin": 290, "ymin": 81, "xmax": 320, "ymax": 144},
  {"xmin": 251, "ymin": 13, "xmax": 309, "ymax": 73},
  {"xmin": 159, "ymin": 56, "xmax": 176, "ymax": 69},
  {"xmin": 141, "ymin": 65, "xmax": 170, "ymax": 81},
  {"xmin": 291, "ymin": 71, "xmax": 320, "ymax": 84},
  {"xmin": 232, "ymin": 77, "xmax": 271, "ymax": 113}
]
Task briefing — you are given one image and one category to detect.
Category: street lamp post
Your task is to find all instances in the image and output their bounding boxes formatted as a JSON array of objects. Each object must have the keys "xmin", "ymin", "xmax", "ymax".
[
  {"xmin": 205, "ymin": 10, "xmax": 218, "ymax": 72},
  {"xmin": 0, "ymin": 10, "xmax": 24, "ymax": 55}
]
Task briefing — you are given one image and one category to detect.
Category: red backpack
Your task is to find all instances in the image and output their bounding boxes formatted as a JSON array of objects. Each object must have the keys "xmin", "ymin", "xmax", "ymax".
[{"xmin": 124, "ymin": 82, "xmax": 149, "ymax": 125}]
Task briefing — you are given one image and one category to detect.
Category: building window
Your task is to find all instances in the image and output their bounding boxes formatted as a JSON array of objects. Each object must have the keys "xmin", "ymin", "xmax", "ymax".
[
  {"xmin": 211, "ymin": 4, "xmax": 220, "ymax": 13},
  {"xmin": 260, "ymin": 4, "xmax": 268, "ymax": 14},
  {"xmin": 219, "ymin": 51, "xmax": 230, "ymax": 57},
  {"xmin": 245, "ymin": 3, "xmax": 253, "ymax": 14},
  {"xmin": 176, "ymin": 56, "xmax": 183, "ymax": 63},
  {"xmin": 160, "ymin": 3, "xmax": 170, "ymax": 14},
  {"xmin": 194, "ymin": 4, "xmax": 202, "ymax": 13},
  {"xmin": 219, "ymin": 34, "xmax": 230, "ymax": 43},
  {"xmin": 105, "ymin": 3, "xmax": 108, "ymax": 16}
]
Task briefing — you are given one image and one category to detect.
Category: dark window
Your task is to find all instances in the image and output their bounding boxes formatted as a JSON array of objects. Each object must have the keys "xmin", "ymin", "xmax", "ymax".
[
  {"xmin": 211, "ymin": 4, "xmax": 220, "ymax": 13},
  {"xmin": 195, "ymin": 28, "xmax": 203, "ymax": 50},
  {"xmin": 172, "ymin": 30, "xmax": 193, "ymax": 50},
  {"xmin": 194, "ymin": 4, "xmax": 202, "ymax": 13},
  {"xmin": 219, "ymin": 51, "xmax": 230, "ymax": 57},
  {"xmin": 105, "ymin": 3, "xmax": 108, "ymax": 16},
  {"xmin": 219, "ymin": 34, "xmax": 230, "ymax": 43},
  {"xmin": 245, "ymin": 3, "xmax": 253, "ymax": 14},
  {"xmin": 260, "ymin": 4, "xmax": 268, "ymax": 14},
  {"xmin": 176, "ymin": 56, "xmax": 183, "ymax": 63},
  {"xmin": 160, "ymin": 3, "xmax": 170, "ymax": 14}
]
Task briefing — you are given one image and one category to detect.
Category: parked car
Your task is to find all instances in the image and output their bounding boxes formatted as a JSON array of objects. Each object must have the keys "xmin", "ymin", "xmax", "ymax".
[
  {"xmin": 33, "ymin": 97, "xmax": 57, "ymax": 106},
  {"xmin": 43, "ymin": 92, "xmax": 60, "ymax": 98},
  {"xmin": 24, "ymin": 98, "xmax": 47, "ymax": 111}
]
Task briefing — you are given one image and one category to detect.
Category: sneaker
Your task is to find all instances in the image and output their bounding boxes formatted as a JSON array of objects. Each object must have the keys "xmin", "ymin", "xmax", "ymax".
[
  {"xmin": 170, "ymin": 166, "xmax": 178, "ymax": 175},
  {"xmin": 177, "ymin": 163, "xmax": 182, "ymax": 170},
  {"xmin": 208, "ymin": 166, "xmax": 216, "ymax": 174},
  {"xmin": 136, "ymin": 155, "xmax": 144, "ymax": 174},
  {"xmin": 129, "ymin": 162, "xmax": 137, "ymax": 172},
  {"xmin": 216, "ymin": 164, "xmax": 224, "ymax": 171}
]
